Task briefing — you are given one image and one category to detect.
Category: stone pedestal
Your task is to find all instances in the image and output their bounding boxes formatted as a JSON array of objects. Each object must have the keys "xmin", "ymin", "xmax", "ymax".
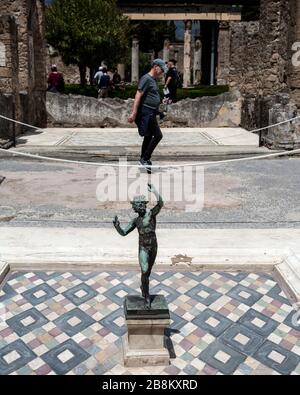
[{"xmin": 123, "ymin": 295, "xmax": 170, "ymax": 367}]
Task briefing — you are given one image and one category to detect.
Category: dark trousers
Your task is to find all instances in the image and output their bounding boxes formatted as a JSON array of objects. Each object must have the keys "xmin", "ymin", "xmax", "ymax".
[{"xmin": 136, "ymin": 106, "xmax": 163, "ymax": 161}]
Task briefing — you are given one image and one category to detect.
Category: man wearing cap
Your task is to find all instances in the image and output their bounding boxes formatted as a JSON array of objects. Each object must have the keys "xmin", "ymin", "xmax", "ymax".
[
  {"xmin": 93, "ymin": 66, "xmax": 103, "ymax": 87},
  {"xmin": 128, "ymin": 59, "xmax": 168, "ymax": 172}
]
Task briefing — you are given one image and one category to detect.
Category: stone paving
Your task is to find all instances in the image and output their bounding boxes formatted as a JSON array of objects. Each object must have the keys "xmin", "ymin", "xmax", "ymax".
[
  {"xmin": 0, "ymin": 270, "xmax": 299, "ymax": 375},
  {"xmin": 16, "ymin": 127, "xmax": 259, "ymax": 147}
]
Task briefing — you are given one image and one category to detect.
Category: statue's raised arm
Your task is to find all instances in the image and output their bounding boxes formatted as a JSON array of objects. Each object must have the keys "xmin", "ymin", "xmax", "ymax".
[
  {"xmin": 113, "ymin": 215, "xmax": 137, "ymax": 236},
  {"xmin": 148, "ymin": 183, "xmax": 164, "ymax": 216}
]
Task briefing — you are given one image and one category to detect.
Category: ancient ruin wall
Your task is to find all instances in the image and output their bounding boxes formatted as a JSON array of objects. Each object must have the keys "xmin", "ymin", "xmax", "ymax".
[
  {"xmin": 0, "ymin": 0, "xmax": 46, "ymax": 143},
  {"xmin": 0, "ymin": 15, "xmax": 20, "ymax": 142},
  {"xmin": 227, "ymin": 0, "xmax": 300, "ymax": 148}
]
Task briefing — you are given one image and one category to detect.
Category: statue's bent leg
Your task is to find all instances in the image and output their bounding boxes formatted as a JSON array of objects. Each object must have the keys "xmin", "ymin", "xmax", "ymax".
[
  {"xmin": 139, "ymin": 247, "xmax": 151, "ymax": 308},
  {"xmin": 148, "ymin": 245, "xmax": 157, "ymax": 276}
]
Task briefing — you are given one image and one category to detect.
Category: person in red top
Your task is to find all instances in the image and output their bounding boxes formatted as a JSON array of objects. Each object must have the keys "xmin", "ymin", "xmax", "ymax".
[{"xmin": 47, "ymin": 64, "xmax": 64, "ymax": 93}]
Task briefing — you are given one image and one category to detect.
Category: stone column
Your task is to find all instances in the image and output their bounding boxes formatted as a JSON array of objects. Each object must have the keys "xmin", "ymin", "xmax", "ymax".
[
  {"xmin": 131, "ymin": 36, "xmax": 139, "ymax": 83},
  {"xmin": 193, "ymin": 36, "xmax": 202, "ymax": 85},
  {"xmin": 210, "ymin": 22, "xmax": 217, "ymax": 85},
  {"xmin": 0, "ymin": 15, "xmax": 20, "ymax": 141},
  {"xmin": 117, "ymin": 63, "xmax": 125, "ymax": 80},
  {"xmin": 163, "ymin": 37, "xmax": 170, "ymax": 62},
  {"xmin": 183, "ymin": 20, "xmax": 192, "ymax": 87},
  {"xmin": 217, "ymin": 21, "xmax": 230, "ymax": 85}
]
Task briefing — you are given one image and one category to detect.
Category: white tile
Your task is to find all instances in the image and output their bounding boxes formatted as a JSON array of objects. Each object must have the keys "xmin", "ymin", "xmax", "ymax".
[
  {"xmin": 42, "ymin": 322, "xmax": 56, "ymax": 331},
  {"xmin": 46, "ymin": 312, "xmax": 59, "ymax": 321},
  {"xmin": 3, "ymin": 350, "xmax": 21, "ymax": 364},
  {"xmin": 248, "ymin": 274, "xmax": 259, "ymax": 280},
  {"xmin": 21, "ymin": 332, "xmax": 35, "ymax": 343},
  {"xmin": 56, "ymin": 333, "xmax": 69, "ymax": 343},
  {"xmin": 291, "ymin": 345, "xmax": 300, "ymax": 356},
  {"xmin": 239, "ymin": 291, "xmax": 250, "ymax": 299},
  {"xmin": 34, "ymin": 344, "xmax": 49, "ymax": 357},
  {"xmin": 20, "ymin": 316, "xmax": 35, "ymax": 327},
  {"xmin": 268, "ymin": 333, "xmax": 282, "ymax": 345},
  {"xmin": 25, "ymin": 273, "xmax": 35, "ymax": 279},
  {"xmin": 190, "ymin": 358, "xmax": 205, "ymax": 371},
  {"xmin": 215, "ymin": 350, "xmax": 231, "ymax": 363},
  {"xmin": 268, "ymin": 350, "xmax": 285, "ymax": 364},
  {"xmin": 57, "ymin": 349, "xmax": 74, "ymax": 363},
  {"xmin": 113, "ymin": 316, "xmax": 124, "ymax": 327},
  {"xmin": 33, "ymin": 290, "xmax": 46, "ymax": 299},
  {"xmin": 252, "ymin": 317, "xmax": 265, "ymax": 328},
  {"xmin": 72, "ymin": 333, "xmax": 86, "ymax": 343},
  {"xmin": 53, "ymin": 294, "xmax": 64, "ymax": 302},
  {"xmin": 68, "ymin": 317, "xmax": 82, "ymax": 327},
  {"xmin": 234, "ymin": 333, "xmax": 249, "ymax": 345},
  {"xmin": 206, "ymin": 317, "xmax": 219, "ymax": 328},
  {"xmin": 202, "ymin": 333, "xmax": 215, "ymax": 344},
  {"xmin": 75, "ymin": 290, "xmax": 87, "ymax": 298},
  {"xmin": 189, "ymin": 346, "xmax": 201, "ymax": 357},
  {"xmin": 198, "ymin": 290, "xmax": 210, "ymax": 299},
  {"xmin": 115, "ymin": 290, "xmax": 127, "ymax": 298},
  {"xmin": 174, "ymin": 273, "xmax": 184, "ymax": 279},
  {"xmin": 28, "ymin": 357, "xmax": 44, "ymax": 370},
  {"xmin": 34, "ymin": 279, "xmax": 44, "ymax": 286},
  {"xmin": 272, "ymin": 313, "xmax": 285, "ymax": 323},
  {"xmin": 91, "ymin": 312, "xmax": 104, "ymax": 321}
]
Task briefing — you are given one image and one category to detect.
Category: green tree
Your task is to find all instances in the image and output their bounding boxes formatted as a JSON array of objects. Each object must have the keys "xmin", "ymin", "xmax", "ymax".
[
  {"xmin": 131, "ymin": 20, "xmax": 176, "ymax": 57},
  {"xmin": 46, "ymin": 0, "xmax": 130, "ymax": 85}
]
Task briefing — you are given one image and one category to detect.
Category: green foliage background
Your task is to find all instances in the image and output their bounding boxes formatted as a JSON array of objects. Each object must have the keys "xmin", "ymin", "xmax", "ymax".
[{"xmin": 46, "ymin": 0, "xmax": 130, "ymax": 85}]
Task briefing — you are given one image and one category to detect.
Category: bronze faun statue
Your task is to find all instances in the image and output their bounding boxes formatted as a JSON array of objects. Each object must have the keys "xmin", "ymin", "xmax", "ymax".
[{"xmin": 113, "ymin": 183, "xmax": 164, "ymax": 309}]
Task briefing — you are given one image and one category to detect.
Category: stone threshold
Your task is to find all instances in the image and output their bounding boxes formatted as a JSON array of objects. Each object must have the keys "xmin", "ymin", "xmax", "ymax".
[{"xmin": 0, "ymin": 227, "xmax": 299, "ymax": 308}]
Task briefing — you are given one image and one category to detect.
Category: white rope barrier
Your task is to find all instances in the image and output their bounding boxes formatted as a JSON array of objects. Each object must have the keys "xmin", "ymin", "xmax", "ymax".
[
  {"xmin": 0, "ymin": 113, "xmax": 300, "ymax": 169},
  {"xmin": 1, "ymin": 144, "xmax": 300, "ymax": 169}
]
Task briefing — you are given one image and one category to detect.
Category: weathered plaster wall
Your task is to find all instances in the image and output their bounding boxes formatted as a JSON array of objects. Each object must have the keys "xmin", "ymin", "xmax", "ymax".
[{"xmin": 46, "ymin": 90, "xmax": 242, "ymax": 128}]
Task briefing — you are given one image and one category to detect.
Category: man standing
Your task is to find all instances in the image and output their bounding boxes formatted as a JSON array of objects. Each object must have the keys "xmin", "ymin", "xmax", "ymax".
[
  {"xmin": 128, "ymin": 59, "xmax": 167, "ymax": 173},
  {"xmin": 93, "ymin": 66, "xmax": 103, "ymax": 86},
  {"xmin": 164, "ymin": 59, "xmax": 178, "ymax": 103},
  {"xmin": 98, "ymin": 67, "xmax": 111, "ymax": 99},
  {"xmin": 47, "ymin": 64, "xmax": 64, "ymax": 93}
]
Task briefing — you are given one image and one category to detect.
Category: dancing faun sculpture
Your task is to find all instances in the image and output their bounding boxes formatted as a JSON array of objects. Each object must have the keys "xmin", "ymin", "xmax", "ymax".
[{"xmin": 113, "ymin": 183, "xmax": 163, "ymax": 309}]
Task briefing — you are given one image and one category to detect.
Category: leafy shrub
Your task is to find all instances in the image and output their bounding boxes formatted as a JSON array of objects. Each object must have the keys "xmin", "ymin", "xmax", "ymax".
[{"xmin": 63, "ymin": 84, "xmax": 229, "ymax": 100}]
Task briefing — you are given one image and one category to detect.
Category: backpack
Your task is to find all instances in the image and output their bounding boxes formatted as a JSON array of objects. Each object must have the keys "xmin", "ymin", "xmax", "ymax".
[{"xmin": 175, "ymin": 71, "xmax": 182, "ymax": 88}]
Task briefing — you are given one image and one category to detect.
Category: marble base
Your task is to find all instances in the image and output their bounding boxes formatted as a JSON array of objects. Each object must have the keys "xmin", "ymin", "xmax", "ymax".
[{"xmin": 123, "ymin": 295, "xmax": 171, "ymax": 367}]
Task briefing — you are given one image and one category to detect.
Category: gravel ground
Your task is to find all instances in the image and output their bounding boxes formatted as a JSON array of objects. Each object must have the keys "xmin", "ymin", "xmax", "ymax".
[{"xmin": 0, "ymin": 157, "xmax": 299, "ymax": 228}]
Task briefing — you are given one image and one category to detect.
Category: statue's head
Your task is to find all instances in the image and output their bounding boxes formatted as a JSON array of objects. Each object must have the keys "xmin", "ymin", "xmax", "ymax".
[{"xmin": 131, "ymin": 195, "xmax": 148, "ymax": 215}]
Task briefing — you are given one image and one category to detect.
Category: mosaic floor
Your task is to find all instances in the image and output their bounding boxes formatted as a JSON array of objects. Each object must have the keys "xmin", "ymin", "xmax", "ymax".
[{"xmin": 0, "ymin": 270, "xmax": 299, "ymax": 375}]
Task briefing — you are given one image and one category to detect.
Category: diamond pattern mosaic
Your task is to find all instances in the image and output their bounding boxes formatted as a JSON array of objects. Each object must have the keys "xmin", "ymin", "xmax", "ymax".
[{"xmin": 0, "ymin": 270, "xmax": 299, "ymax": 375}]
